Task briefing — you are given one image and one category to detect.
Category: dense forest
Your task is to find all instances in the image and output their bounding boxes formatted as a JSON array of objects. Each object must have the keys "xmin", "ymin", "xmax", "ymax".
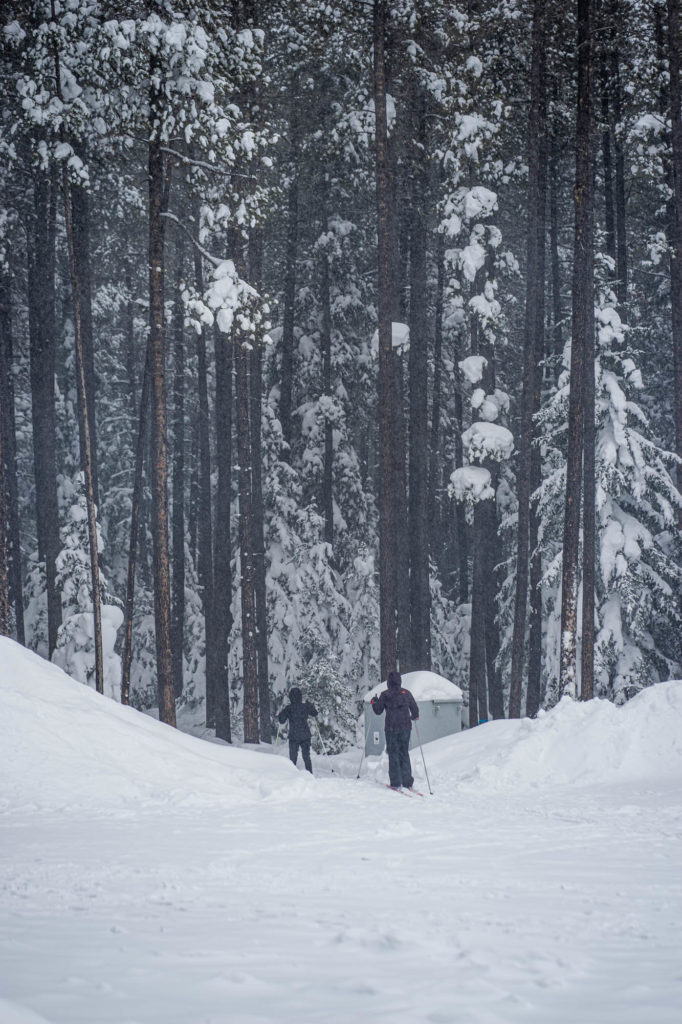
[{"xmin": 1, "ymin": 0, "xmax": 681, "ymax": 747}]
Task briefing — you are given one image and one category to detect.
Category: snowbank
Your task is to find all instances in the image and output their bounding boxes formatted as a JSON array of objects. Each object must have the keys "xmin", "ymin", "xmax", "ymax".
[
  {"xmin": 0, "ymin": 639, "xmax": 311, "ymax": 817},
  {"xmin": 424, "ymin": 683, "xmax": 682, "ymax": 791},
  {"xmin": 363, "ymin": 670, "xmax": 463, "ymax": 703}
]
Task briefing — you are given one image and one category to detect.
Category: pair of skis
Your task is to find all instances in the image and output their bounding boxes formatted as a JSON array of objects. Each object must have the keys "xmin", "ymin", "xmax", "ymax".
[{"xmin": 385, "ymin": 784, "xmax": 424, "ymax": 797}]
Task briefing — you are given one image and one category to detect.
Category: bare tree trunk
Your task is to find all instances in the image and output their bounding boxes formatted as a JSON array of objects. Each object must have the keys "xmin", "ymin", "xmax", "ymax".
[
  {"xmin": 0, "ymin": 344, "xmax": 9, "ymax": 635},
  {"xmin": 71, "ymin": 181, "xmax": 99, "ymax": 507},
  {"xmin": 214, "ymin": 321, "xmax": 233, "ymax": 742},
  {"xmin": 171, "ymin": 233, "xmax": 185, "ymax": 698},
  {"xmin": 0, "ymin": 274, "xmax": 24, "ymax": 643},
  {"xmin": 468, "ymin": 499, "xmax": 488, "ymax": 727},
  {"xmin": 429, "ymin": 241, "xmax": 444, "ymax": 567},
  {"xmin": 60, "ymin": 155, "xmax": 105, "ymax": 695},
  {"xmin": 549, "ymin": 100, "xmax": 564, "ymax": 360},
  {"xmin": 120, "ymin": 349, "xmax": 150, "ymax": 706},
  {"xmin": 581, "ymin": 293, "xmax": 596, "ymax": 701},
  {"xmin": 249, "ymin": 231, "xmax": 271, "ymax": 742},
  {"xmin": 560, "ymin": 0, "xmax": 594, "ymax": 698},
  {"xmin": 509, "ymin": 0, "xmax": 547, "ymax": 718},
  {"xmin": 407, "ymin": 95, "xmax": 431, "ymax": 671},
  {"xmin": 609, "ymin": 0, "xmax": 628, "ymax": 313},
  {"xmin": 148, "ymin": 119, "xmax": 176, "ymax": 726},
  {"xmin": 319, "ymin": 184, "xmax": 335, "ymax": 554},
  {"xmin": 527, "ymin": 113, "xmax": 548, "ymax": 718},
  {"xmin": 189, "ymin": 195, "xmax": 217, "ymax": 727},
  {"xmin": 279, "ymin": 88, "xmax": 299, "ymax": 460},
  {"xmin": 667, "ymin": 0, "xmax": 682, "ymax": 529},
  {"xmin": 27, "ymin": 166, "xmax": 61, "ymax": 655},
  {"xmin": 233, "ymin": 249, "xmax": 259, "ymax": 743},
  {"xmin": 374, "ymin": 0, "xmax": 398, "ymax": 679}
]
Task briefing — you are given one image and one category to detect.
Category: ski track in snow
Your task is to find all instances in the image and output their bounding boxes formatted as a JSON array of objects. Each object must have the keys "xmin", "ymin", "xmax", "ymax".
[{"xmin": 1, "ymin": 643, "xmax": 681, "ymax": 1024}]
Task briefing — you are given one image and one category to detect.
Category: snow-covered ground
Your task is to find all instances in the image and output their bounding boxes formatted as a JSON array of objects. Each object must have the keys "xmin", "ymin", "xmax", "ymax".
[{"xmin": 1, "ymin": 638, "xmax": 681, "ymax": 1024}]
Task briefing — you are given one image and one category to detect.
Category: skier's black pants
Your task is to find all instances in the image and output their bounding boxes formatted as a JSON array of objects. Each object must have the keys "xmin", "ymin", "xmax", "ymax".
[
  {"xmin": 289, "ymin": 738, "xmax": 313, "ymax": 773},
  {"xmin": 385, "ymin": 728, "xmax": 413, "ymax": 787}
]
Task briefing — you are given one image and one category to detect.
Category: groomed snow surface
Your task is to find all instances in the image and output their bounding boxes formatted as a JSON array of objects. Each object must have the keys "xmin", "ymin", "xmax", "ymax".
[{"xmin": 1, "ymin": 639, "xmax": 681, "ymax": 1024}]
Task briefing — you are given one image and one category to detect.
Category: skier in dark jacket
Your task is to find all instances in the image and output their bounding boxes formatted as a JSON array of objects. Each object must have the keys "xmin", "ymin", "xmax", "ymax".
[
  {"xmin": 371, "ymin": 670, "xmax": 419, "ymax": 789},
  {"xmin": 278, "ymin": 687, "xmax": 318, "ymax": 773}
]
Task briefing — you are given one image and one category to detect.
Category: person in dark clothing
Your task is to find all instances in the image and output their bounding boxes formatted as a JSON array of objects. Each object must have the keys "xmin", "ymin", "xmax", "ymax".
[
  {"xmin": 278, "ymin": 687, "xmax": 318, "ymax": 773},
  {"xmin": 371, "ymin": 670, "xmax": 419, "ymax": 788}
]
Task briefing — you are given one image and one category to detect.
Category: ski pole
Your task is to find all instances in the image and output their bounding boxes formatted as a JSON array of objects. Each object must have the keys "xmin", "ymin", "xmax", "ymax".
[
  {"xmin": 356, "ymin": 717, "xmax": 371, "ymax": 779},
  {"xmin": 313, "ymin": 720, "xmax": 336, "ymax": 774},
  {"xmin": 414, "ymin": 721, "xmax": 433, "ymax": 795}
]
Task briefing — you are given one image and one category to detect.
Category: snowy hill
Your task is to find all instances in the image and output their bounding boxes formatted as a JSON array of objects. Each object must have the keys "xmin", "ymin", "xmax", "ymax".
[
  {"xmin": 1, "ymin": 638, "xmax": 681, "ymax": 1024},
  {"xmin": 0, "ymin": 638, "xmax": 311, "ymax": 817}
]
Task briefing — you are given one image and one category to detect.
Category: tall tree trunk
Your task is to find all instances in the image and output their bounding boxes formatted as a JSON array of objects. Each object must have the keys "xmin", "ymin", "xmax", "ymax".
[
  {"xmin": 429, "ymin": 241, "xmax": 444, "ymax": 568},
  {"xmin": 0, "ymin": 274, "xmax": 24, "ymax": 643},
  {"xmin": 319, "ymin": 184, "xmax": 335, "ymax": 554},
  {"xmin": 374, "ymin": 0, "xmax": 398, "ymax": 679},
  {"xmin": 60, "ymin": 157, "xmax": 105, "ymax": 695},
  {"xmin": 549, "ymin": 99, "xmax": 564, "ymax": 360},
  {"xmin": 279, "ymin": 87, "xmax": 299, "ymax": 459},
  {"xmin": 249, "ymin": 230, "xmax": 271, "ymax": 743},
  {"xmin": 27, "ymin": 166, "xmax": 61, "ymax": 655},
  {"xmin": 527, "ymin": 99, "xmax": 548, "ymax": 718},
  {"xmin": 213, "ymin": 321, "xmax": 233, "ymax": 743},
  {"xmin": 120, "ymin": 349, "xmax": 150, "ymax": 706},
  {"xmin": 453, "ymin": 331, "xmax": 469, "ymax": 605},
  {"xmin": 599, "ymin": 60, "xmax": 616, "ymax": 267},
  {"xmin": 667, "ymin": 0, "xmax": 682, "ymax": 529},
  {"xmin": 609, "ymin": 0, "xmax": 628, "ymax": 313},
  {"xmin": 189, "ymin": 193, "xmax": 217, "ymax": 728},
  {"xmin": 233, "ymin": 247, "xmax": 259, "ymax": 743},
  {"xmin": 407, "ymin": 96, "xmax": 431, "ymax": 671},
  {"xmin": 171, "ymin": 233, "xmax": 185, "ymax": 698},
  {"xmin": 581, "ymin": 293, "xmax": 596, "ymax": 701},
  {"xmin": 0, "ymin": 341, "xmax": 9, "ymax": 635},
  {"xmin": 468, "ymin": 498, "xmax": 488, "ymax": 727},
  {"xmin": 71, "ymin": 181, "xmax": 99, "ymax": 507},
  {"xmin": 560, "ymin": 0, "xmax": 594, "ymax": 698},
  {"xmin": 148, "ymin": 120, "xmax": 175, "ymax": 726},
  {"xmin": 509, "ymin": 0, "xmax": 547, "ymax": 718}
]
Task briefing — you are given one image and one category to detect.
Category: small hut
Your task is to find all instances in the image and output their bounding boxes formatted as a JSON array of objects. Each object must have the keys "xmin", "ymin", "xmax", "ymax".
[{"xmin": 363, "ymin": 671, "xmax": 463, "ymax": 756}]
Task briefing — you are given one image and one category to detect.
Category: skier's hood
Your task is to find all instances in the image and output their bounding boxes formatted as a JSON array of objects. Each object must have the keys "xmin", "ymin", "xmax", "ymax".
[
  {"xmin": 289, "ymin": 687, "xmax": 302, "ymax": 703},
  {"xmin": 387, "ymin": 671, "xmax": 402, "ymax": 689}
]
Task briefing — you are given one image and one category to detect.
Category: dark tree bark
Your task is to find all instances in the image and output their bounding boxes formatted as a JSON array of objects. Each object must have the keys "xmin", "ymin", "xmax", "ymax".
[
  {"xmin": 0, "ymin": 346, "xmax": 9, "ymax": 635},
  {"xmin": 59, "ymin": 145, "xmax": 105, "ymax": 695},
  {"xmin": 374, "ymin": 0, "xmax": 399, "ymax": 679},
  {"xmin": 527, "ymin": 104, "xmax": 548, "ymax": 718},
  {"xmin": 249, "ymin": 230, "xmax": 271, "ymax": 743},
  {"xmin": 509, "ymin": 0, "xmax": 547, "ymax": 718},
  {"xmin": 319, "ymin": 183, "xmax": 335, "ymax": 554},
  {"xmin": 71, "ymin": 181, "xmax": 99, "ymax": 507},
  {"xmin": 27, "ymin": 166, "xmax": 62, "ymax": 655},
  {"xmin": 609, "ymin": 0, "xmax": 628, "ymax": 312},
  {"xmin": 213, "ymin": 321, "xmax": 233, "ymax": 743},
  {"xmin": 560, "ymin": 0, "xmax": 594, "ymax": 698},
  {"xmin": 279, "ymin": 87, "xmax": 299, "ymax": 459},
  {"xmin": 581, "ymin": 285, "xmax": 596, "ymax": 701},
  {"xmin": 599, "ymin": 59, "xmax": 616, "ymax": 267},
  {"xmin": 189, "ymin": 192, "xmax": 217, "ymax": 727},
  {"xmin": 233, "ymin": 244, "xmax": 259, "ymax": 743},
  {"xmin": 468, "ymin": 498, "xmax": 488, "ymax": 727},
  {"xmin": 429, "ymin": 241, "xmax": 445, "ymax": 565},
  {"xmin": 549, "ymin": 100, "xmax": 564, "ymax": 360},
  {"xmin": 407, "ymin": 95, "xmax": 431, "ymax": 671},
  {"xmin": 0, "ymin": 274, "xmax": 24, "ymax": 643},
  {"xmin": 120, "ymin": 348, "xmax": 150, "ymax": 707},
  {"xmin": 148, "ymin": 116, "xmax": 176, "ymax": 726},
  {"xmin": 667, "ymin": 0, "xmax": 682, "ymax": 529},
  {"xmin": 171, "ymin": 233, "xmax": 186, "ymax": 699},
  {"xmin": 452, "ymin": 331, "xmax": 469, "ymax": 606}
]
